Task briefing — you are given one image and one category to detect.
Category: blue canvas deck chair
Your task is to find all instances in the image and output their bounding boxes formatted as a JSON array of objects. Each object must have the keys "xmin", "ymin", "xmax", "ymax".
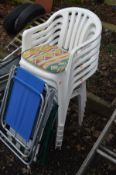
[{"xmin": 0, "ymin": 66, "xmax": 56, "ymax": 166}]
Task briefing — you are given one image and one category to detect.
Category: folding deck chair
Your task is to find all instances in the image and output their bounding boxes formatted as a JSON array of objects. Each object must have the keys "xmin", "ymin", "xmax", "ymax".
[{"xmin": 0, "ymin": 66, "xmax": 57, "ymax": 166}]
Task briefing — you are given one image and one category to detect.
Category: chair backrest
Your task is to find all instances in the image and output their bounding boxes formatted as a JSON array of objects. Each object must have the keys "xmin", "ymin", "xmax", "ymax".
[
  {"xmin": 49, "ymin": 8, "xmax": 101, "ymax": 96},
  {"xmin": 49, "ymin": 7, "xmax": 101, "ymax": 51},
  {"xmin": 22, "ymin": 7, "xmax": 102, "ymax": 52}
]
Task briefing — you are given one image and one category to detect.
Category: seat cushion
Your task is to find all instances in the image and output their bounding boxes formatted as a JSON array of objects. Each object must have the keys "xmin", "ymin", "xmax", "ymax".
[{"xmin": 22, "ymin": 44, "xmax": 69, "ymax": 73}]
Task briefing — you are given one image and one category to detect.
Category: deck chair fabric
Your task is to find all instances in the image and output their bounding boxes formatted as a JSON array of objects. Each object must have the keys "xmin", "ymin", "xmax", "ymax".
[{"xmin": 4, "ymin": 67, "xmax": 45, "ymax": 141}]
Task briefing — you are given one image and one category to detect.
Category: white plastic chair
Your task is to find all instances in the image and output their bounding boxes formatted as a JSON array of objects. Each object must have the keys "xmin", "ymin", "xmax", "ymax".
[{"xmin": 20, "ymin": 7, "xmax": 102, "ymax": 148}]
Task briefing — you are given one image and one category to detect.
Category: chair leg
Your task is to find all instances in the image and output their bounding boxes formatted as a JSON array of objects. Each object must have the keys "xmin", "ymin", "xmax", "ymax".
[
  {"xmin": 55, "ymin": 124, "xmax": 64, "ymax": 149},
  {"xmin": 55, "ymin": 84, "xmax": 70, "ymax": 149},
  {"xmin": 55, "ymin": 101, "xmax": 70, "ymax": 148},
  {"xmin": 56, "ymin": 81, "xmax": 86, "ymax": 148},
  {"xmin": 78, "ymin": 81, "xmax": 87, "ymax": 126}
]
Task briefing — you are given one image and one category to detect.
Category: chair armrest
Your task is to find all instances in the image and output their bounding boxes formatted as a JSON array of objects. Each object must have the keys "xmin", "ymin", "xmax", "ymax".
[
  {"xmin": 22, "ymin": 21, "xmax": 49, "ymax": 52},
  {"xmin": 22, "ymin": 11, "xmax": 63, "ymax": 52},
  {"xmin": 66, "ymin": 34, "xmax": 101, "ymax": 72},
  {"xmin": 71, "ymin": 34, "xmax": 101, "ymax": 58}
]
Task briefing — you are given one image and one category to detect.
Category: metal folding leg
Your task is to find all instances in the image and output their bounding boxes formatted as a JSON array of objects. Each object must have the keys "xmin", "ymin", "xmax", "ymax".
[
  {"xmin": 0, "ymin": 48, "xmax": 21, "ymax": 104},
  {"xmin": 76, "ymin": 109, "xmax": 116, "ymax": 175}
]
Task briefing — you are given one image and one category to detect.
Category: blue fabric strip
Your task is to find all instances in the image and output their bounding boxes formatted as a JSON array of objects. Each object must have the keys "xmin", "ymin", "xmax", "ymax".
[{"xmin": 5, "ymin": 67, "xmax": 45, "ymax": 141}]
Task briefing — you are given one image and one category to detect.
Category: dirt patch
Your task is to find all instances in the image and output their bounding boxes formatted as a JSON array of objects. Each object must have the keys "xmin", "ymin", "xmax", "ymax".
[
  {"xmin": 81, "ymin": 3, "xmax": 116, "ymax": 25},
  {"xmin": 87, "ymin": 30, "xmax": 116, "ymax": 102},
  {"xmin": 0, "ymin": 2, "xmax": 14, "ymax": 49},
  {"xmin": 60, "ymin": 2, "xmax": 116, "ymax": 25}
]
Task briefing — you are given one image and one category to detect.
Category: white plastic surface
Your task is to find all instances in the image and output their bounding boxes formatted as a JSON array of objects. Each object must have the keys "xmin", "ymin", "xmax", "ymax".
[{"xmin": 20, "ymin": 7, "xmax": 102, "ymax": 148}]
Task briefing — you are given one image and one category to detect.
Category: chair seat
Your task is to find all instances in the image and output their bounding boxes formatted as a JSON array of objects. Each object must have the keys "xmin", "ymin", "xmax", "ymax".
[{"xmin": 22, "ymin": 44, "xmax": 69, "ymax": 73}]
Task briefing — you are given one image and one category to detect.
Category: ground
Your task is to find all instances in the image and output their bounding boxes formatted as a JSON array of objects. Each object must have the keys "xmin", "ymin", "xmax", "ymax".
[
  {"xmin": 0, "ymin": 1, "xmax": 116, "ymax": 175},
  {"xmin": 61, "ymin": 2, "xmax": 116, "ymax": 25},
  {"xmin": 88, "ymin": 30, "xmax": 116, "ymax": 102},
  {"xmin": 0, "ymin": 2, "xmax": 13, "ymax": 48}
]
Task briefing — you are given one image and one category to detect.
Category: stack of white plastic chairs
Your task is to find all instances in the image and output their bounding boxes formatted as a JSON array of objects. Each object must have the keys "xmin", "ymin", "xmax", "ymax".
[{"xmin": 20, "ymin": 7, "xmax": 102, "ymax": 148}]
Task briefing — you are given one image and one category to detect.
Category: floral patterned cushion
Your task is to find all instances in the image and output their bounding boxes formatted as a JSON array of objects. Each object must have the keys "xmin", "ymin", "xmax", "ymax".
[{"xmin": 22, "ymin": 44, "xmax": 69, "ymax": 73}]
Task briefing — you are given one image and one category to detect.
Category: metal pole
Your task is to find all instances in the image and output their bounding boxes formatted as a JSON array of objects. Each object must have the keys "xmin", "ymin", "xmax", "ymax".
[{"xmin": 76, "ymin": 109, "xmax": 116, "ymax": 175}]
